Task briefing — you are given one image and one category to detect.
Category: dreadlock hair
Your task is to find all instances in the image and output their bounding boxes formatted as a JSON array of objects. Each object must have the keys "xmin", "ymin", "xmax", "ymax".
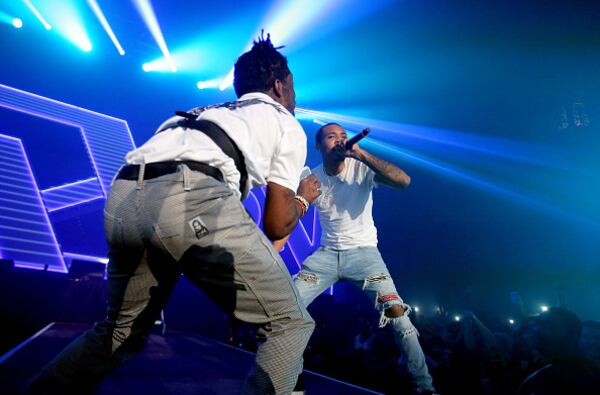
[
  {"xmin": 315, "ymin": 123, "xmax": 342, "ymax": 144},
  {"xmin": 233, "ymin": 31, "xmax": 291, "ymax": 98}
]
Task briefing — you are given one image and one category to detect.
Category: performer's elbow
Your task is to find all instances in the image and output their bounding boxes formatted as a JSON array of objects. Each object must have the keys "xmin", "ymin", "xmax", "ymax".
[{"xmin": 263, "ymin": 221, "xmax": 292, "ymax": 241}]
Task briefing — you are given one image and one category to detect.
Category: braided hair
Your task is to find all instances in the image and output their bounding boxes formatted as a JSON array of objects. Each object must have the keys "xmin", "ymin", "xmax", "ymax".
[{"xmin": 233, "ymin": 31, "xmax": 291, "ymax": 98}]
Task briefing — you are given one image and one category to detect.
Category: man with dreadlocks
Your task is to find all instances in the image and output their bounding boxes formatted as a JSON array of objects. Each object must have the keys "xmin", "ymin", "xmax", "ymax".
[{"xmin": 29, "ymin": 33, "xmax": 320, "ymax": 395}]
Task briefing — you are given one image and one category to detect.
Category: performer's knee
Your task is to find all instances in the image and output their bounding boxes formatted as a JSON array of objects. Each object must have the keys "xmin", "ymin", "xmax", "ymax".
[
  {"xmin": 390, "ymin": 313, "xmax": 419, "ymax": 338},
  {"xmin": 385, "ymin": 304, "xmax": 407, "ymax": 318},
  {"xmin": 295, "ymin": 271, "xmax": 320, "ymax": 284}
]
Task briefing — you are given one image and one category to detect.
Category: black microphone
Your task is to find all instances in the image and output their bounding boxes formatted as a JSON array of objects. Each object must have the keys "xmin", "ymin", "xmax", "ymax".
[{"xmin": 345, "ymin": 128, "xmax": 371, "ymax": 150}]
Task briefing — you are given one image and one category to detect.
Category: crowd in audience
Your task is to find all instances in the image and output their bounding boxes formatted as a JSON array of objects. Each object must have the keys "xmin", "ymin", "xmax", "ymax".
[{"xmin": 228, "ymin": 294, "xmax": 600, "ymax": 394}]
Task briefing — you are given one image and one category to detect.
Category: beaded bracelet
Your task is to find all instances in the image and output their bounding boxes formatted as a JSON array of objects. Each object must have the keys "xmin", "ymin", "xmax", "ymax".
[{"xmin": 294, "ymin": 195, "xmax": 309, "ymax": 217}]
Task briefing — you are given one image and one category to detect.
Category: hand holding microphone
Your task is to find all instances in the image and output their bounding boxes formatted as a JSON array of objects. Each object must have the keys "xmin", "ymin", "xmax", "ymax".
[
  {"xmin": 345, "ymin": 127, "xmax": 371, "ymax": 150},
  {"xmin": 337, "ymin": 127, "xmax": 371, "ymax": 162}
]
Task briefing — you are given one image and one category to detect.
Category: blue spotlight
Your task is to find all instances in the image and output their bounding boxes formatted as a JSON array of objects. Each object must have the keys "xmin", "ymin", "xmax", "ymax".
[
  {"xmin": 12, "ymin": 18, "xmax": 23, "ymax": 29},
  {"xmin": 0, "ymin": 11, "xmax": 12, "ymax": 25},
  {"xmin": 298, "ymin": 107, "xmax": 600, "ymax": 229},
  {"xmin": 219, "ymin": 70, "xmax": 234, "ymax": 91},
  {"xmin": 22, "ymin": 0, "xmax": 52, "ymax": 30},
  {"xmin": 133, "ymin": 0, "xmax": 177, "ymax": 72},
  {"xmin": 80, "ymin": 41, "xmax": 92, "ymax": 52},
  {"xmin": 197, "ymin": 79, "xmax": 221, "ymax": 90},
  {"xmin": 32, "ymin": 1, "xmax": 93, "ymax": 52},
  {"xmin": 297, "ymin": 108, "xmax": 552, "ymax": 167},
  {"xmin": 141, "ymin": 58, "xmax": 172, "ymax": 73},
  {"xmin": 218, "ymin": 0, "xmax": 338, "ymax": 90},
  {"xmin": 87, "ymin": 0, "xmax": 125, "ymax": 55},
  {"xmin": 260, "ymin": 0, "xmax": 335, "ymax": 44}
]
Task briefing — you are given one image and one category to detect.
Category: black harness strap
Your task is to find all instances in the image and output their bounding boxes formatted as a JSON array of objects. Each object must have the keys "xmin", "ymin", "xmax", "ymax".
[
  {"xmin": 157, "ymin": 117, "xmax": 247, "ymax": 196},
  {"xmin": 156, "ymin": 99, "xmax": 287, "ymax": 196}
]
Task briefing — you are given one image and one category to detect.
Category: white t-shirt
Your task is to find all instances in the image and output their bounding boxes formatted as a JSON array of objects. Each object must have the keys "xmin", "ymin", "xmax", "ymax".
[
  {"xmin": 312, "ymin": 158, "xmax": 379, "ymax": 249},
  {"xmin": 125, "ymin": 92, "xmax": 307, "ymax": 199}
]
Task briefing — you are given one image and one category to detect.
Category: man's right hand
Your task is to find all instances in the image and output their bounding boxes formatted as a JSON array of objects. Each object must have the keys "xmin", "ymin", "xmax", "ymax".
[
  {"xmin": 297, "ymin": 174, "xmax": 321, "ymax": 203},
  {"xmin": 263, "ymin": 176, "xmax": 320, "ymax": 241}
]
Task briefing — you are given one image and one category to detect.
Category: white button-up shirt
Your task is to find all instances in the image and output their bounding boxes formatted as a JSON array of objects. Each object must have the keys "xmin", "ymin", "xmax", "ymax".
[{"xmin": 125, "ymin": 92, "xmax": 307, "ymax": 199}]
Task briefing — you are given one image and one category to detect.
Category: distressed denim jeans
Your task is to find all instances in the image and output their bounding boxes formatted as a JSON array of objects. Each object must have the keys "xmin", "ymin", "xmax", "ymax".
[{"xmin": 294, "ymin": 246, "xmax": 435, "ymax": 393}]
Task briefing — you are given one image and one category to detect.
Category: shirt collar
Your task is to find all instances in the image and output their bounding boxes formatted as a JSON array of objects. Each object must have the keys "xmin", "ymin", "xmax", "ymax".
[{"xmin": 238, "ymin": 92, "xmax": 291, "ymax": 116}]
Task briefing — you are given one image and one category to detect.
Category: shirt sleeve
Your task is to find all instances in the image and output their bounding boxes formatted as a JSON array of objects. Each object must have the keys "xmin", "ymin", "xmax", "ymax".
[
  {"xmin": 267, "ymin": 123, "xmax": 307, "ymax": 192},
  {"xmin": 358, "ymin": 159, "xmax": 378, "ymax": 189}
]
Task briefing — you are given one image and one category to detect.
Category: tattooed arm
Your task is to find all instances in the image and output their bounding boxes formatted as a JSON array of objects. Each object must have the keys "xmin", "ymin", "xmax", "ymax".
[{"xmin": 348, "ymin": 145, "xmax": 410, "ymax": 188}]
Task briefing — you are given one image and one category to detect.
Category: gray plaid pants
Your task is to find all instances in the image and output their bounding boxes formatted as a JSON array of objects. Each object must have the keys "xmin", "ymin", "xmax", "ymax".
[{"xmin": 30, "ymin": 165, "xmax": 314, "ymax": 395}]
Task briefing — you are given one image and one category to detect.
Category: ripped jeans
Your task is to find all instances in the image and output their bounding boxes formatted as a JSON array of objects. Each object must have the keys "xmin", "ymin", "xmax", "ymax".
[{"xmin": 294, "ymin": 246, "xmax": 435, "ymax": 393}]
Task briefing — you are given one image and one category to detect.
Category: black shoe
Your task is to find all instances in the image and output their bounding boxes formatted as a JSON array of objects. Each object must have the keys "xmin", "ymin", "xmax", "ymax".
[{"xmin": 292, "ymin": 372, "xmax": 305, "ymax": 394}]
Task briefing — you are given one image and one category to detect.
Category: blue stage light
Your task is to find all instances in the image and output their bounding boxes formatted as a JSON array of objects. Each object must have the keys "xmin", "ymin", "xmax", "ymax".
[
  {"xmin": 29, "ymin": 1, "xmax": 94, "ymax": 52},
  {"xmin": 144, "ymin": 17, "xmax": 258, "ymax": 77},
  {"xmin": 141, "ymin": 58, "xmax": 171, "ymax": 73},
  {"xmin": 0, "ymin": 11, "xmax": 13, "ymax": 26},
  {"xmin": 219, "ymin": 70, "xmax": 234, "ymax": 91},
  {"xmin": 298, "ymin": 108, "xmax": 547, "ymax": 165},
  {"xmin": 298, "ymin": 108, "xmax": 600, "ymax": 231},
  {"xmin": 133, "ymin": 0, "xmax": 176, "ymax": 72},
  {"xmin": 22, "ymin": 0, "xmax": 51, "ymax": 30},
  {"xmin": 87, "ymin": 0, "xmax": 125, "ymax": 55},
  {"xmin": 197, "ymin": 80, "xmax": 221, "ymax": 90},
  {"xmin": 12, "ymin": 18, "xmax": 23, "ymax": 29},
  {"xmin": 63, "ymin": 252, "xmax": 108, "ymax": 265},
  {"xmin": 217, "ymin": 0, "xmax": 338, "ymax": 91}
]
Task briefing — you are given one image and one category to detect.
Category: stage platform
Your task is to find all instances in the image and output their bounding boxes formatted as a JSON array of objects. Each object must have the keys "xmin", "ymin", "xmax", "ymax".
[{"xmin": 0, "ymin": 322, "xmax": 382, "ymax": 394}]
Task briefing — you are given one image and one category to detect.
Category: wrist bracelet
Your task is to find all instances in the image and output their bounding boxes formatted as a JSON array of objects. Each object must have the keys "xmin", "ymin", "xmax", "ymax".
[
  {"xmin": 293, "ymin": 199, "xmax": 306, "ymax": 217},
  {"xmin": 294, "ymin": 195, "xmax": 309, "ymax": 216}
]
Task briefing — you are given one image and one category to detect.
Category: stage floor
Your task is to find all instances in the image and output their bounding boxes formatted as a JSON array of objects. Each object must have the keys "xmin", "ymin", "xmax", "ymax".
[{"xmin": 0, "ymin": 322, "xmax": 381, "ymax": 394}]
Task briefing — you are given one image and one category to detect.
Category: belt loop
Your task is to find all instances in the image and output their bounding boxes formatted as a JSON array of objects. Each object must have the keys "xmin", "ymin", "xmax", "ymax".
[
  {"xmin": 136, "ymin": 163, "xmax": 146, "ymax": 190},
  {"xmin": 182, "ymin": 164, "xmax": 191, "ymax": 191},
  {"xmin": 111, "ymin": 165, "xmax": 124, "ymax": 187}
]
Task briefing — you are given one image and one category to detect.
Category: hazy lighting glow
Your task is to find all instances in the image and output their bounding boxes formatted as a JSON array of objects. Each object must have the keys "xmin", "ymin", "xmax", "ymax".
[
  {"xmin": 132, "ymin": 0, "xmax": 176, "ymax": 72},
  {"xmin": 87, "ymin": 0, "xmax": 125, "ymax": 55},
  {"xmin": 22, "ymin": 0, "xmax": 52, "ymax": 30},
  {"xmin": 218, "ymin": 0, "xmax": 337, "ymax": 90},
  {"xmin": 34, "ymin": 1, "xmax": 93, "ymax": 52},
  {"xmin": 197, "ymin": 79, "xmax": 221, "ymax": 90}
]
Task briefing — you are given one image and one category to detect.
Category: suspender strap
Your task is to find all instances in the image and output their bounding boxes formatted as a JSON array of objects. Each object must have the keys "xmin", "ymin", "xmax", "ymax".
[{"xmin": 157, "ymin": 117, "xmax": 247, "ymax": 195}]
